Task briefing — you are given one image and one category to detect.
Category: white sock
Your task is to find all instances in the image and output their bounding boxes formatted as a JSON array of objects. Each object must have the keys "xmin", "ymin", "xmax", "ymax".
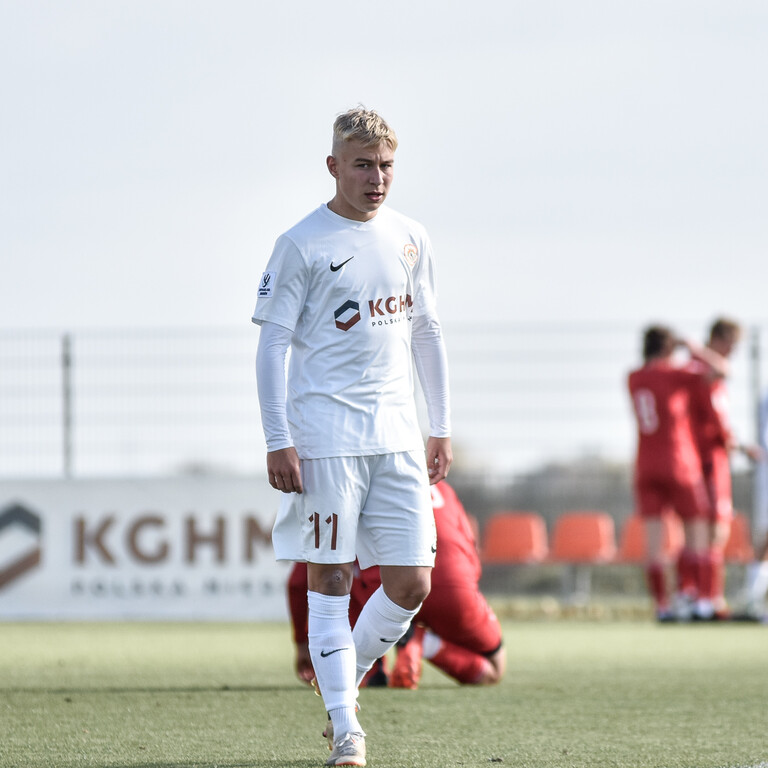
[
  {"xmin": 307, "ymin": 591, "xmax": 360, "ymax": 737},
  {"xmin": 422, "ymin": 629, "xmax": 442, "ymax": 660},
  {"xmin": 745, "ymin": 561, "xmax": 768, "ymax": 602},
  {"xmin": 352, "ymin": 585, "xmax": 420, "ymax": 688}
]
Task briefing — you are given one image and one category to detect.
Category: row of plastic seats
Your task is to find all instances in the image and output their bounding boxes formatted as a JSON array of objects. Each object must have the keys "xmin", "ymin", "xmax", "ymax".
[{"xmin": 480, "ymin": 509, "xmax": 755, "ymax": 566}]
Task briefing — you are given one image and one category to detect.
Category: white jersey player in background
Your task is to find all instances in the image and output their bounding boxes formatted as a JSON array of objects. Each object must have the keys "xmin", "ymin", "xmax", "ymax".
[
  {"xmin": 252, "ymin": 107, "xmax": 452, "ymax": 767},
  {"xmin": 738, "ymin": 388, "xmax": 768, "ymax": 620}
]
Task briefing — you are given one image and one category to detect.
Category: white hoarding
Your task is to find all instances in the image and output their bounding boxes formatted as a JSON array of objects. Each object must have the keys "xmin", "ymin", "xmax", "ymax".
[{"xmin": 0, "ymin": 476, "xmax": 289, "ymax": 620}]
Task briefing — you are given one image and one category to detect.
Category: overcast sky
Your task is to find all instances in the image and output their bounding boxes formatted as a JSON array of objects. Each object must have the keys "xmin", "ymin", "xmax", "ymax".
[{"xmin": 1, "ymin": 0, "xmax": 767, "ymax": 334}]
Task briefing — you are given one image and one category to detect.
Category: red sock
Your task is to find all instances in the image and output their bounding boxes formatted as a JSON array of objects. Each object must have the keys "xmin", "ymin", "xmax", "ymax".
[
  {"xmin": 704, "ymin": 548, "xmax": 725, "ymax": 601},
  {"xmin": 676, "ymin": 548, "xmax": 698, "ymax": 597},
  {"xmin": 645, "ymin": 563, "xmax": 667, "ymax": 610}
]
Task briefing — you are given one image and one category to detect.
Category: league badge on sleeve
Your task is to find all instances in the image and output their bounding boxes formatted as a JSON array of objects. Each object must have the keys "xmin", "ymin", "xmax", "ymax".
[{"xmin": 258, "ymin": 271, "xmax": 276, "ymax": 298}]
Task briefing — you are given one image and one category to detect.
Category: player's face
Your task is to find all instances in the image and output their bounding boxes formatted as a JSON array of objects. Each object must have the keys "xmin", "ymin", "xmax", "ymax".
[
  {"xmin": 712, "ymin": 333, "xmax": 739, "ymax": 358},
  {"xmin": 326, "ymin": 140, "xmax": 394, "ymax": 222}
]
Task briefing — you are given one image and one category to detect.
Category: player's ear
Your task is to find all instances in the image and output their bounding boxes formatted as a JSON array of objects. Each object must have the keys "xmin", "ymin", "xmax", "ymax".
[{"xmin": 326, "ymin": 155, "xmax": 339, "ymax": 178}]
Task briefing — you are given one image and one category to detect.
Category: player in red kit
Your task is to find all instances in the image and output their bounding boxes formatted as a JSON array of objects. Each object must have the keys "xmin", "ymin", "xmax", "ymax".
[
  {"xmin": 390, "ymin": 480, "xmax": 504, "ymax": 688},
  {"xmin": 286, "ymin": 481, "xmax": 505, "ymax": 688},
  {"xmin": 628, "ymin": 325, "xmax": 726, "ymax": 621},
  {"xmin": 686, "ymin": 318, "xmax": 762, "ymax": 619}
]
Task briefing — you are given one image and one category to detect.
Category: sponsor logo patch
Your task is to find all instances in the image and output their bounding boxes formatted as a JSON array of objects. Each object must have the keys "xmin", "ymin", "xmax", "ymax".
[
  {"xmin": 334, "ymin": 300, "xmax": 362, "ymax": 331},
  {"xmin": 258, "ymin": 271, "xmax": 275, "ymax": 298}
]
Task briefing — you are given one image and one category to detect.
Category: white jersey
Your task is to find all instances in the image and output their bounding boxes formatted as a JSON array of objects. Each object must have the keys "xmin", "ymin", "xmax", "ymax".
[
  {"xmin": 755, "ymin": 391, "xmax": 768, "ymax": 536},
  {"xmin": 252, "ymin": 203, "xmax": 439, "ymax": 459}
]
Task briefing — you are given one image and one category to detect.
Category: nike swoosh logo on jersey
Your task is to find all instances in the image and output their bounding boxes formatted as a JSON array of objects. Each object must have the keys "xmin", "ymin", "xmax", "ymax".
[
  {"xmin": 330, "ymin": 256, "xmax": 354, "ymax": 272},
  {"xmin": 320, "ymin": 647, "xmax": 349, "ymax": 657}
]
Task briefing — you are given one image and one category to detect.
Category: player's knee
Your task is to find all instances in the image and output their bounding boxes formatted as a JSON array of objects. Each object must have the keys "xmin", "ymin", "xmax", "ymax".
[
  {"xmin": 381, "ymin": 566, "xmax": 431, "ymax": 609},
  {"xmin": 307, "ymin": 563, "xmax": 354, "ymax": 595}
]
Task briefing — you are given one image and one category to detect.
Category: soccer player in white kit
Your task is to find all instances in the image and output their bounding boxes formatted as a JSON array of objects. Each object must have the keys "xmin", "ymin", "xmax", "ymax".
[{"xmin": 252, "ymin": 107, "xmax": 452, "ymax": 767}]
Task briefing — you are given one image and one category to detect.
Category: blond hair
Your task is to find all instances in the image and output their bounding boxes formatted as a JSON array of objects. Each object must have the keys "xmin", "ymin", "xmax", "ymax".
[{"xmin": 331, "ymin": 107, "xmax": 398, "ymax": 155}]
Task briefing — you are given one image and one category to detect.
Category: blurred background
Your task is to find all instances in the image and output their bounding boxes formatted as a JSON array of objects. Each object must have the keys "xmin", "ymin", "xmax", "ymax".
[{"xmin": 1, "ymin": 1, "xmax": 767, "ymax": 617}]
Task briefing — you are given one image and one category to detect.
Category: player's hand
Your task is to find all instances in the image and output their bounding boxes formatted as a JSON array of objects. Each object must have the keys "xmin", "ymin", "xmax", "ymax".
[
  {"xmin": 741, "ymin": 443, "xmax": 766, "ymax": 463},
  {"xmin": 295, "ymin": 641, "xmax": 315, "ymax": 685},
  {"xmin": 267, "ymin": 447, "xmax": 303, "ymax": 493},
  {"xmin": 426, "ymin": 436, "xmax": 452, "ymax": 485}
]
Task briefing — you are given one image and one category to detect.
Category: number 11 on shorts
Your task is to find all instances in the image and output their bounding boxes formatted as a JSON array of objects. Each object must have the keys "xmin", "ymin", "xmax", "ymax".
[{"xmin": 309, "ymin": 512, "xmax": 339, "ymax": 550}]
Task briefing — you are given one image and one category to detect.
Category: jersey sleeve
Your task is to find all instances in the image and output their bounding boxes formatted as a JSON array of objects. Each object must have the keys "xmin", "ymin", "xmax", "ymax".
[
  {"xmin": 410, "ymin": 232, "xmax": 438, "ymax": 318},
  {"xmin": 411, "ymin": 312, "xmax": 451, "ymax": 438},
  {"xmin": 255, "ymin": 321, "xmax": 294, "ymax": 452},
  {"xmin": 251, "ymin": 234, "xmax": 310, "ymax": 331}
]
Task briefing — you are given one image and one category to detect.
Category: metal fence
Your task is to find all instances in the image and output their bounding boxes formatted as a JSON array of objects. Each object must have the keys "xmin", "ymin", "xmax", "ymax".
[{"xmin": 2, "ymin": 322, "xmax": 766, "ymax": 486}]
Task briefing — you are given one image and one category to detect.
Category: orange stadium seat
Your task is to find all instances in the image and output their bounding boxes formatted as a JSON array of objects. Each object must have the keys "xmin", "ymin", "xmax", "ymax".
[
  {"xmin": 481, "ymin": 512, "xmax": 549, "ymax": 565},
  {"xmin": 549, "ymin": 511, "xmax": 617, "ymax": 601},
  {"xmin": 724, "ymin": 512, "xmax": 754, "ymax": 563},
  {"xmin": 617, "ymin": 513, "xmax": 684, "ymax": 564},
  {"xmin": 550, "ymin": 511, "xmax": 617, "ymax": 564}
]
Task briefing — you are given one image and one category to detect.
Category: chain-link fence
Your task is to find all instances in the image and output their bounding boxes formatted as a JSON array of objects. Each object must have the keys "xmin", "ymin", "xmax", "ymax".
[{"xmin": 2, "ymin": 322, "xmax": 766, "ymax": 517}]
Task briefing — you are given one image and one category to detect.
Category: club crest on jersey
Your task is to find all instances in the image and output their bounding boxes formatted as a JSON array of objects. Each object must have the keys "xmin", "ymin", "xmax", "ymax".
[
  {"xmin": 258, "ymin": 271, "xmax": 275, "ymax": 298},
  {"xmin": 403, "ymin": 243, "xmax": 418, "ymax": 268}
]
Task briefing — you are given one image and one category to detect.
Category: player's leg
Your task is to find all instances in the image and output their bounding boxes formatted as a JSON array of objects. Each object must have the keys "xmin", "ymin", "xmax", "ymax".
[
  {"xmin": 673, "ymin": 480, "xmax": 711, "ymax": 619},
  {"xmin": 352, "ymin": 451, "xmax": 435, "ymax": 688},
  {"xmin": 353, "ymin": 565, "xmax": 430, "ymax": 687},
  {"xmin": 635, "ymin": 479, "xmax": 673, "ymax": 619},
  {"xmin": 740, "ymin": 530, "xmax": 768, "ymax": 618},
  {"xmin": 413, "ymin": 584, "xmax": 505, "ymax": 685},
  {"xmin": 423, "ymin": 632, "xmax": 505, "ymax": 684},
  {"xmin": 300, "ymin": 458, "xmax": 368, "ymax": 750},
  {"xmin": 389, "ymin": 623, "xmax": 426, "ymax": 689},
  {"xmin": 307, "ymin": 562, "xmax": 361, "ymax": 738},
  {"xmin": 349, "ymin": 565, "xmax": 389, "ymax": 687},
  {"xmin": 703, "ymin": 452, "xmax": 733, "ymax": 617},
  {"xmin": 643, "ymin": 517, "xmax": 671, "ymax": 617}
]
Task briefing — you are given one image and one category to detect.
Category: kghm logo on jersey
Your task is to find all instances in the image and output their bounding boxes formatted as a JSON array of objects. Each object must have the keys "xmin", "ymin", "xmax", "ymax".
[
  {"xmin": 333, "ymin": 295, "xmax": 413, "ymax": 331},
  {"xmin": 334, "ymin": 300, "xmax": 362, "ymax": 331},
  {"xmin": 369, "ymin": 294, "xmax": 412, "ymax": 326},
  {"xmin": 403, "ymin": 243, "xmax": 418, "ymax": 268}
]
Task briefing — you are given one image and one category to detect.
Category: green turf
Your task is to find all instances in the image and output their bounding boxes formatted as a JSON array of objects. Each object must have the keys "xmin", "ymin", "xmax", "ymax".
[{"xmin": 1, "ymin": 620, "xmax": 766, "ymax": 768}]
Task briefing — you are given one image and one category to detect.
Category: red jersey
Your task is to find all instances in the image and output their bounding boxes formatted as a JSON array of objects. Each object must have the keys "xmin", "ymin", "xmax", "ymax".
[
  {"xmin": 684, "ymin": 360, "xmax": 732, "ymax": 458},
  {"xmin": 430, "ymin": 481, "xmax": 481, "ymax": 588},
  {"xmin": 628, "ymin": 361, "xmax": 708, "ymax": 484}
]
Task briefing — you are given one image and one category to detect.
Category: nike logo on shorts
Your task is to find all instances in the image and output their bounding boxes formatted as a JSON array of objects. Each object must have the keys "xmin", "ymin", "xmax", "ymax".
[
  {"xmin": 330, "ymin": 257, "xmax": 354, "ymax": 272},
  {"xmin": 320, "ymin": 647, "xmax": 348, "ymax": 657}
]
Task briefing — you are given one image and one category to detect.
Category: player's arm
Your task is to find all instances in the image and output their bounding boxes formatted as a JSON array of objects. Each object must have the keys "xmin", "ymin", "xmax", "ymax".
[
  {"xmin": 255, "ymin": 321, "xmax": 303, "ymax": 493},
  {"xmin": 287, "ymin": 563, "xmax": 314, "ymax": 684},
  {"xmin": 679, "ymin": 338, "xmax": 729, "ymax": 379},
  {"xmin": 411, "ymin": 311, "xmax": 452, "ymax": 483}
]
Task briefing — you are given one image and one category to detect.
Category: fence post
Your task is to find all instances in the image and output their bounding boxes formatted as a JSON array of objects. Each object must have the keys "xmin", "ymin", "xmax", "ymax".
[
  {"xmin": 750, "ymin": 326, "xmax": 762, "ymax": 531},
  {"xmin": 62, "ymin": 333, "xmax": 73, "ymax": 478}
]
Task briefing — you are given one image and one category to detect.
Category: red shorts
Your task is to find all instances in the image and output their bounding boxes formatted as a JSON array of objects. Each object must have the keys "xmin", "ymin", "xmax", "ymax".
[
  {"xmin": 635, "ymin": 475, "xmax": 710, "ymax": 521},
  {"xmin": 701, "ymin": 449, "xmax": 733, "ymax": 523},
  {"xmin": 416, "ymin": 583, "xmax": 502, "ymax": 657}
]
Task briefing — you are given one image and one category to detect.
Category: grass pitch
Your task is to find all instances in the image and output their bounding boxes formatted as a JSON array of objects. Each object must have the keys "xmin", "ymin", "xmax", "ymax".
[{"xmin": 1, "ymin": 619, "xmax": 766, "ymax": 768}]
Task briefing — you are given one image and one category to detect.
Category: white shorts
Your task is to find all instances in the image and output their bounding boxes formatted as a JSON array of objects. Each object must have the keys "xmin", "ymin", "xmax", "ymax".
[{"xmin": 271, "ymin": 451, "xmax": 436, "ymax": 570}]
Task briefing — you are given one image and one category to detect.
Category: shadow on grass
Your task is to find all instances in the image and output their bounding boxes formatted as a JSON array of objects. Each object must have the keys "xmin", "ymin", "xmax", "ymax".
[
  {"xmin": 105, "ymin": 763, "xmax": 315, "ymax": 768},
  {"xmin": 0, "ymin": 684, "xmax": 289, "ymax": 695}
]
